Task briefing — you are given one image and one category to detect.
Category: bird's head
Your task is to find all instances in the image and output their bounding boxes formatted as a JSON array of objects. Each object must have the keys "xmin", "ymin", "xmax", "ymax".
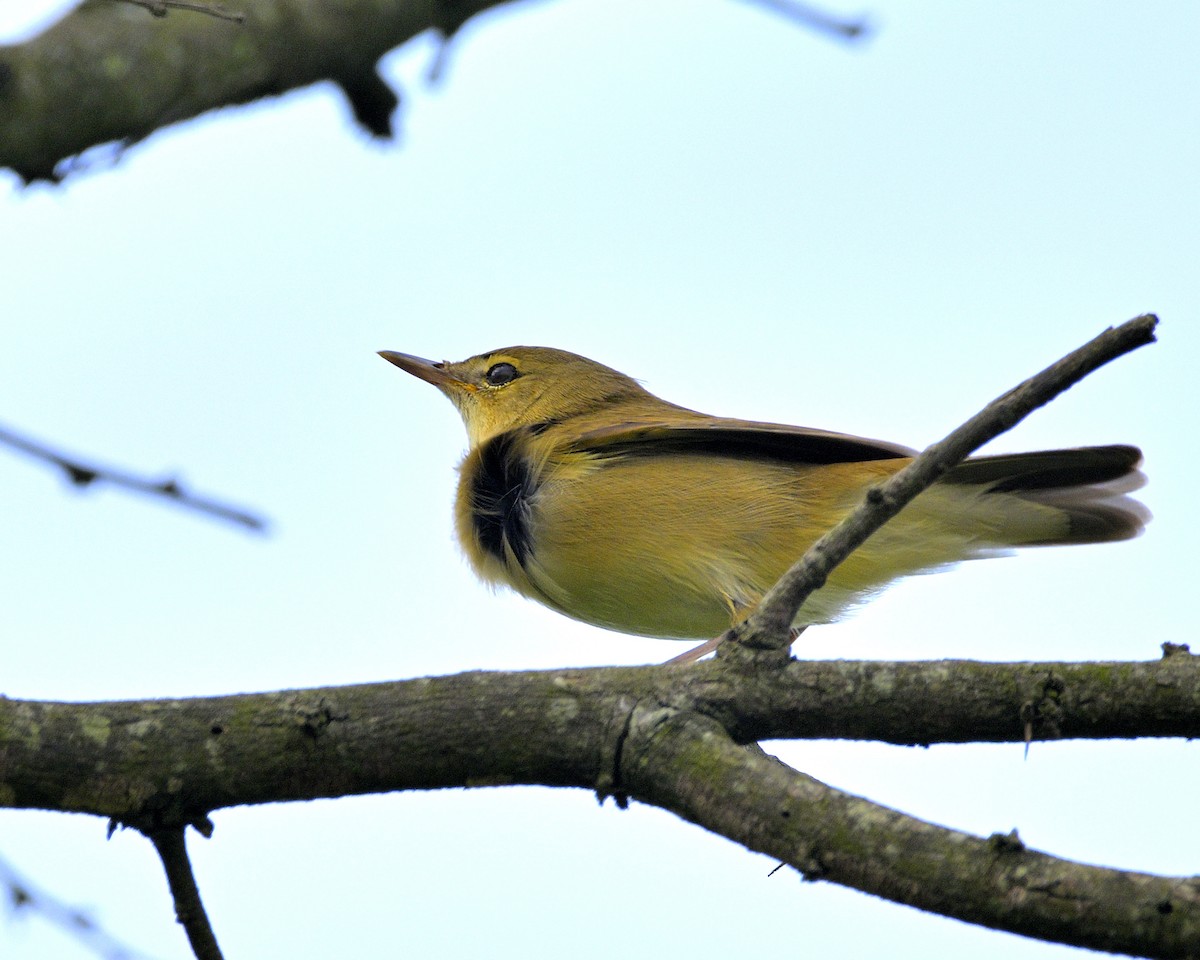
[{"xmin": 379, "ymin": 345, "xmax": 653, "ymax": 446}]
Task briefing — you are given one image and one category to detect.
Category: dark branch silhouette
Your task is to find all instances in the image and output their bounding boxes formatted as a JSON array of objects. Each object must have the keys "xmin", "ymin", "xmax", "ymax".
[
  {"xmin": 0, "ymin": 422, "xmax": 268, "ymax": 531},
  {"xmin": 0, "ymin": 853, "xmax": 158, "ymax": 960},
  {"xmin": 0, "ymin": 0, "xmax": 871, "ymax": 183},
  {"xmin": 738, "ymin": 0, "xmax": 871, "ymax": 39},
  {"xmin": 147, "ymin": 828, "xmax": 224, "ymax": 960}
]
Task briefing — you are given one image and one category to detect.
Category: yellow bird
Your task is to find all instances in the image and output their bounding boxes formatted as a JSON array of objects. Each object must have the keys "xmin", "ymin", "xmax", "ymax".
[{"xmin": 380, "ymin": 346, "xmax": 1146, "ymax": 649}]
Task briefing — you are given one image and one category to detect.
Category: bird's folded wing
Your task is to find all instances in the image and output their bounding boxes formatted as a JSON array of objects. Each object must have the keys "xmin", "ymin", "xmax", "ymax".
[{"xmin": 565, "ymin": 418, "xmax": 916, "ymax": 465}]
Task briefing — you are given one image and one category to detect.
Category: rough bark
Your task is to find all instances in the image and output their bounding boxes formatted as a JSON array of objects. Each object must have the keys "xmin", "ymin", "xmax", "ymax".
[
  {"xmin": 2, "ymin": 650, "xmax": 1198, "ymax": 956},
  {"xmin": 2, "ymin": 652, "xmax": 1198, "ymax": 821},
  {"xmin": 0, "ymin": 0, "xmax": 526, "ymax": 181}
]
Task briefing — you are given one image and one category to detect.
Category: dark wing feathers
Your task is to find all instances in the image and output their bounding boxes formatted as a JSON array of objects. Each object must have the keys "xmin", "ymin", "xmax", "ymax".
[
  {"xmin": 943, "ymin": 444, "xmax": 1143, "ymax": 492},
  {"xmin": 945, "ymin": 444, "xmax": 1147, "ymax": 545},
  {"xmin": 568, "ymin": 418, "xmax": 915, "ymax": 465}
]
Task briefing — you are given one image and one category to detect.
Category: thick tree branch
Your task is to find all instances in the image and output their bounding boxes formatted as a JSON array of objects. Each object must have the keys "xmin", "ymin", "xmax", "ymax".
[
  {"xmin": 0, "ymin": 0, "xmax": 868, "ymax": 182},
  {"xmin": 0, "ymin": 0, "xmax": 525, "ymax": 182},
  {"xmin": 1, "ymin": 651, "xmax": 1195, "ymax": 956},
  {"xmin": 0, "ymin": 422, "xmax": 268, "ymax": 531},
  {"xmin": 621, "ymin": 710, "xmax": 1200, "ymax": 958},
  {"xmin": 1, "ymin": 652, "xmax": 1197, "ymax": 819},
  {"xmin": 706, "ymin": 643, "xmax": 1200, "ymax": 745}
]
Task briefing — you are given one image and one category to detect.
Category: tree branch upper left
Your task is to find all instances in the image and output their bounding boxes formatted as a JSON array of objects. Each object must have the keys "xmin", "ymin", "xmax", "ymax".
[{"xmin": 0, "ymin": 0, "xmax": 520, "ymax": 182}]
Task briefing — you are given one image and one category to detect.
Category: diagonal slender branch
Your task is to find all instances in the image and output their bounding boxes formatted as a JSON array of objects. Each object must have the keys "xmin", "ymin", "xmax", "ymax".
[
  {"xmin": 733, "ymin": 313, "xmax": 1158, "ymax": 654},
  {"xmin": 0, "ymin": 852, "xmax": 158, "ymax": 960},
  {"xmin": 737, "ymin": 0, "xmax": 871, "ymax": 40},
  {"xmin": 0, "ymin": 421, "xmax": 268, "ymax": 531},
  {"xmin": 146, "ymin": 828, "xmax": 224, "ymax": 960}
]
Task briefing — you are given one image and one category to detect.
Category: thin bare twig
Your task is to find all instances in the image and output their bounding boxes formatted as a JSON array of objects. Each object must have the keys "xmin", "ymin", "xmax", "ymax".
[
  {"xmin": 146, "ymin": 828, "xmax": 224, "ymax": 960},
  {"xmin": 111, "ymin": 0, "xmax": 245, "ymax": 23},
  {"xmin": 0, "ymin": 853, "xmax": 157, "ymax": 960},
  {"xmin": 737, "ymin": 0, "xmax": 871, "ymax": 40},
  {"xmin": 0, "ymin": 422, "xmax": 268, "ymax": 532},
  {"xmin": 734, "ymin": 313, "xmax": 1159, "ymax": 653}
]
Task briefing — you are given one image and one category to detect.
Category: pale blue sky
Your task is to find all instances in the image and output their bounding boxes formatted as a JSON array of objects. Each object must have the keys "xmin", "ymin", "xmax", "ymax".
[{"xmin": 1, "ymin": 2, "xmax": 1197, "ymax": 958}]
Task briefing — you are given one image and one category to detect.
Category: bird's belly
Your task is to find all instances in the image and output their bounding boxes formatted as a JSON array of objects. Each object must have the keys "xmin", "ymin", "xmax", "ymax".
[
  {"xmin": 516, "ymin": 456, "xmax": 858, "ymax": 639},
  {"xmin": 526, "ymin": 534, "xmax": 739, "ymax": 639},
  {"xmin": 458, "ymin": 449, "xmax": 982, "ymax": 640}
]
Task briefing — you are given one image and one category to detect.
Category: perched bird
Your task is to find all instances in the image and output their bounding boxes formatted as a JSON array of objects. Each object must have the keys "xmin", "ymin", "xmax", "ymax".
[{"xmin": 380, "ymin": 346, "xmax": 1146, "ymax": 653}]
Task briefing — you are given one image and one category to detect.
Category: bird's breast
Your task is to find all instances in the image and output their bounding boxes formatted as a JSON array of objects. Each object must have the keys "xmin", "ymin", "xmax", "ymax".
[
  {"xmin": 453, "ymin": 434, "xmax": 822, "ymax": 637},
  {"xmin": 459, "ymin": 429, "xmax": 540, "ymax": 570}
]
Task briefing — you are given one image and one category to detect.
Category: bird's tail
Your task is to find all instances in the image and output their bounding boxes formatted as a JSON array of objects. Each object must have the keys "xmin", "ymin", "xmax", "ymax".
[{"xmin": 940, "ymin": 444, "xmax": 1148, "ymax": 546}]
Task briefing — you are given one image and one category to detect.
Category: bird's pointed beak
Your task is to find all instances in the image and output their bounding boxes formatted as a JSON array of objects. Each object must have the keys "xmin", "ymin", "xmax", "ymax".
[{"xmin": 378, "ymin": 351, "xmax": 471, "ymax": 391}]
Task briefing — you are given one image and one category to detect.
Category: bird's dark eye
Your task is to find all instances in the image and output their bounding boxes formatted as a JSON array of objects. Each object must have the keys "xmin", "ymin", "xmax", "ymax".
[{"xmin": 485, "ymin": 362, "xmax": 519, "ymax": 386}]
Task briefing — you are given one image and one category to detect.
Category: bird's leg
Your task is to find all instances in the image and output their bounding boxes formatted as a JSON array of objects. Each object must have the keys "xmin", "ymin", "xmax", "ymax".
[
  {"xmin": 664, "ymin": 625, "xmax": 807, "ymax": 665},
  {"xmin": 664, "ymin": 594, "xmax": 748, "ymax": 664},
  {"xmin": 664, "ymin": 635, "xmax": 722, "ymax": 665}
]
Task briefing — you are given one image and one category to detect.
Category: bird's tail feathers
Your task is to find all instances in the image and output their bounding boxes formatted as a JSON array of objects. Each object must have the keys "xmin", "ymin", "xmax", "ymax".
[{"xmin": 942, "ymin": 444, "xmax": 1148, "ymax": 546}]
